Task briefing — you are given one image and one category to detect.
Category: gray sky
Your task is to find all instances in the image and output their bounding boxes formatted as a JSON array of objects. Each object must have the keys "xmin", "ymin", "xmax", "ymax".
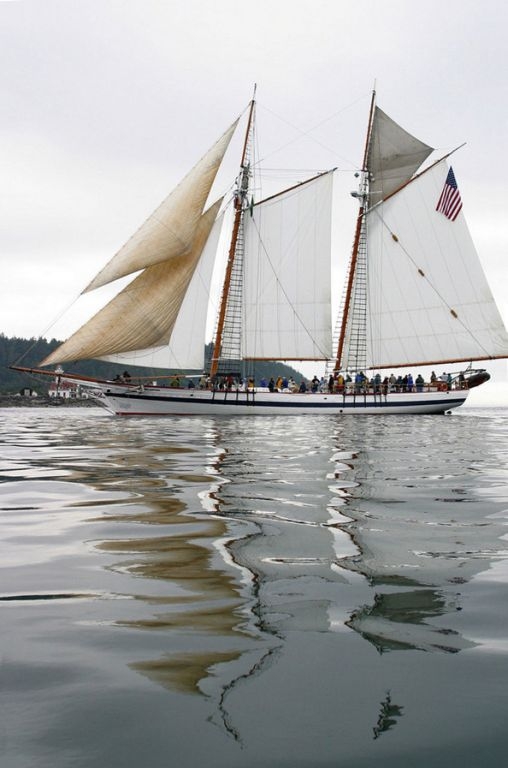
[{"xmin": 2, "ymin": 0, "xmax": 507, "ymax": 401}]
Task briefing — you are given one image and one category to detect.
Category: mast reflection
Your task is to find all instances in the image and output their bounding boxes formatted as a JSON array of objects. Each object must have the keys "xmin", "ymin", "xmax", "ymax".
[{"xmin": 83, "ymin": 415, "xmax": 502, "ymax": 730}]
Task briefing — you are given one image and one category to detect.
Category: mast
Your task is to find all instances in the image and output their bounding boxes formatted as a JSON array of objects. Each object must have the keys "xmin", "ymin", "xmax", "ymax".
[
  {"xmin": 210, "ymin": 93, "xmax": 256, "ymax": 378},
  {"xmin": 334, "ymin": 89, "xmax": 376, "ymax": 372}
]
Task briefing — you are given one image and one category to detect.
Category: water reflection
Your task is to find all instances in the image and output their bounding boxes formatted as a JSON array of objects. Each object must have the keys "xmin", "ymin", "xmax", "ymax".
[
  {"xmin": 67, "ymin": 414, "xmax": 507, "ymax": 688},
  {"xmin": 3, "ymin": 408, "xmax": 508, "ymax": 749},
  {"xmin": 347, "ymin": 588, "xmax": 474, "ymax": 653},
  {"xmin": 88, "ymin": 413, "xmax": 508, "ymax": 725},
  {"xmin": 332, "ymin": 415, "xmax": 508, "ymax": 656},
  {"xmin": 372, "ymin": 691, "xmax": 404, "ymax": 739}
]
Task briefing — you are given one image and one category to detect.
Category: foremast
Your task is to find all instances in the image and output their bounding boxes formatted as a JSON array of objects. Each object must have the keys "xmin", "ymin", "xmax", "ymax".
[
  {"xmin": 334, "ymin": 90, "xmax": 376, "ymax": 373},
  {"xmin": 209, "ymin": 95, "xmax": 256, "ymax": 379}
]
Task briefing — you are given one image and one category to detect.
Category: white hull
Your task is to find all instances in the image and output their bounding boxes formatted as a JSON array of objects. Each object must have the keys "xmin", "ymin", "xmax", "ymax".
[{"xmin": 82, "ymin": 382, "xmax": 468, "ymax": 416}]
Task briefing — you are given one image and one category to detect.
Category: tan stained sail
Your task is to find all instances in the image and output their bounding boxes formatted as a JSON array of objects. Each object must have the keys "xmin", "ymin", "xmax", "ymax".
[
  {"xmin": 83, "ymin": 120, "xmax": 238, "ymax": 292},
  {"xmin": 368, "ymin": 107, "xmax": 433, "ymax": 206},
  {"xmin": 41, "ymin": 199, "xmax": 222, "ymax": 366},
  {"xmin": 98, "ymin": 210, "xmax": 225, "ymax": 371}
]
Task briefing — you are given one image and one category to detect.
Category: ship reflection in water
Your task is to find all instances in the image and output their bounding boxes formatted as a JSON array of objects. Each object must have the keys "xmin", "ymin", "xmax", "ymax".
[
  {"xmin": 86, "ymin": 414, "xmax": 507, "ymax": 742},
  {"xmin": 347, "ymin": 588, "xmax": 472, "ymax": 654},
  {"xmin": 373, "ymin": 691, "xmax": 404, "ymax": 739}
]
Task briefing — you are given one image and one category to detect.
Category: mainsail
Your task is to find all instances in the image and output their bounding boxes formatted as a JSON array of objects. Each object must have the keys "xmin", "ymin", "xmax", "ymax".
[
  {"xmin": 365, "ymin": 160, "xmax": 508, "ymax": 367},
  {"xmin": 242, "ymin": 171, "xmax": 334, "ymax": 360}
]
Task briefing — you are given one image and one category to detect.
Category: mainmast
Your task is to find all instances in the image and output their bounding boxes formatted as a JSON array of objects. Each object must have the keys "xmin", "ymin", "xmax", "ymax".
[
  {"xmin": 334, "ymin": 89, "xmax": 376, "ymax": 372},
  {"xmin": 209, "ymin": 93, "xmax": 256, "ymax": 378}
]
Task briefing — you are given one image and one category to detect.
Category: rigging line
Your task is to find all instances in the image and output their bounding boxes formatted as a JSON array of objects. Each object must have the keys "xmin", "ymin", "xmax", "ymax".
[
  {"xmin": 254, "ymin": 99, "xmax": 365, "ymax": 171},
  {"xmin": 371, "ymin": 208, "xmax": 493, "ymax": 357},
  {"xmin": 16, "ymin": 290, "xmax": 88, "ymax": 365},
  {"xmin": 248, "ymin": 217, "xmax": 330, "ymax": 360},
  {"xmin": 257, "ymin": 93, "xmax": 371, "ymax": 162},
  {"xmin": 259, "ymin": 167, "xmax": 354, "ymax": 174}
]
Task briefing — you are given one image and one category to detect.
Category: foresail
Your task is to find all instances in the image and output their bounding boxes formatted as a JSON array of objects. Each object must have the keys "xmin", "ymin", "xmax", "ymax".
[
  {"xmin": 365, "ymin": 160, "xmax": 508, "ymax": 368},
  {"xmin": 368, "ymin": 107, "xmax": 434, "ymax": 206},
  {"xmin": 40, "ymin": 200, "xmax": 223, "ymax": 367},
  {"xmin": 83, "ymin": 120, "xmax": 238, "ymax": 292},
  {"xmin": 242, "ymin": 171, "xmax": 334, "ymax": 360},
  {"xmin": 98, "ymin": 210, "xmax": 224, "ymax": 371}
]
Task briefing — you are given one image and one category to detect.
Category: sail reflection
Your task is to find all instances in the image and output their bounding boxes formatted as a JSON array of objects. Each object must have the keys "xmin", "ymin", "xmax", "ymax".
[
  {"xmin": 347, "ymin": 588, "xmax": 475, "ymax": 653},
  {"xmin": 332, "ymin": 416, "xmax": 508, "ymax": 655},
  {"xmin": 372, "ymin": 691, "xmax": 404, "ymax": 739},
  {"xmin": 78, "ymin": 415, "xmax": 506, "ymax": 714}
]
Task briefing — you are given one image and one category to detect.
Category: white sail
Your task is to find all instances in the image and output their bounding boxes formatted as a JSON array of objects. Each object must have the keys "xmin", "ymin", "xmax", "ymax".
[
  {"xmin": 368, "ymin": 107, "xmax": 434, "ymax": 206},
  {"xmin": 242, "ymin": 171, "xmax": 334, "ymax": 360},
  {"xmin": 365, "ymin": 160, "xmax": 508, "ymax": 368},
  {"xmin": 41, "ymin": 200, "xmax": 223, "ymax": 367},
  {"xmin": 83, "ymin": 120, "xmax": 238, "ymax": 292}
]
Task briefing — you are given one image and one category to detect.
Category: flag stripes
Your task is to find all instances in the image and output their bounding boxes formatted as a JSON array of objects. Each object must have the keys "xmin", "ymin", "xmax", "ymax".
[{"xmin": 436, "ymin": 167, "xmax": 463, "ymax": 221}]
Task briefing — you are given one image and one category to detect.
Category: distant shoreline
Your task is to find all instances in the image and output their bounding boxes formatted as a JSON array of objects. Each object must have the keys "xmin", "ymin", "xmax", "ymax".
[{"xmin": 0, "ymin": 395, "xmax": 97, "ymax": 408}]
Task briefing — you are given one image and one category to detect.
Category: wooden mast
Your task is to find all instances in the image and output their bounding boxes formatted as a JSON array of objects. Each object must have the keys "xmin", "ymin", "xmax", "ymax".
[
  {"xmin": 209, "ymin": 94, "xmax": 256, "ymax": 378},
  {"xmin": 334, "ymin": 89, "xmax": 376, "ymax": 372}
]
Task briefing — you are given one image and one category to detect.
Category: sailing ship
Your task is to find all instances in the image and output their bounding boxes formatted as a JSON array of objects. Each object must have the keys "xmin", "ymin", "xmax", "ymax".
[{"xmin": 13, "ymin": 92, "xmax": 508, "ymax": 415}]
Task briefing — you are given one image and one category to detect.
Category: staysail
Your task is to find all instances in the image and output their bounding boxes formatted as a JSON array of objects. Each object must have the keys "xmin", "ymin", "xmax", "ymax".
[
  {"xmin": 41, "ymin": 200, "xmax": 223, "ymax": 367},
  {"xmin": 83, "ymin": 120, "xmax": 238, "ymax": 292}
]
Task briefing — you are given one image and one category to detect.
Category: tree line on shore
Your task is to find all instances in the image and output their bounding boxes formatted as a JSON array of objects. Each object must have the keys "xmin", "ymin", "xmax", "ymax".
[{"xmin": 0, "ymin": 334, "xmax": 302, "ymax": 396}]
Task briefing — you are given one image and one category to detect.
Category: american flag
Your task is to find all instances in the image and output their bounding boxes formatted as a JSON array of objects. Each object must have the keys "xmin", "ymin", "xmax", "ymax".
[{"xmin": 436, "ymin": 166, "xmax": 463, "ymax": 221}]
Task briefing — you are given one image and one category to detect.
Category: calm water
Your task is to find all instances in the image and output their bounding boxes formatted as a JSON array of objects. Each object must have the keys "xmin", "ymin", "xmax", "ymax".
[{"xmin": 1, "ymin": 406, "xmax": 508, "ymax": 767}]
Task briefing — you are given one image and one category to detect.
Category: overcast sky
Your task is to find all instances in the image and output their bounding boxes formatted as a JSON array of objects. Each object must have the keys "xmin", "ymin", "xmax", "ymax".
[{"xmin": 2, "ymin": 0, "xmax": 507, "ymax": 402}]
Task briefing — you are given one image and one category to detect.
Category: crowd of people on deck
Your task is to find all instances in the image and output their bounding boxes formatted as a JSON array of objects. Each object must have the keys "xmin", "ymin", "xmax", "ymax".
[
  {"xmin": 113, "ymin": 370, "xmax": 463, "ymax": 394},
  {"xmin": 192, "ymin": 369, "xmax": 460, "ymax": 394}
]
